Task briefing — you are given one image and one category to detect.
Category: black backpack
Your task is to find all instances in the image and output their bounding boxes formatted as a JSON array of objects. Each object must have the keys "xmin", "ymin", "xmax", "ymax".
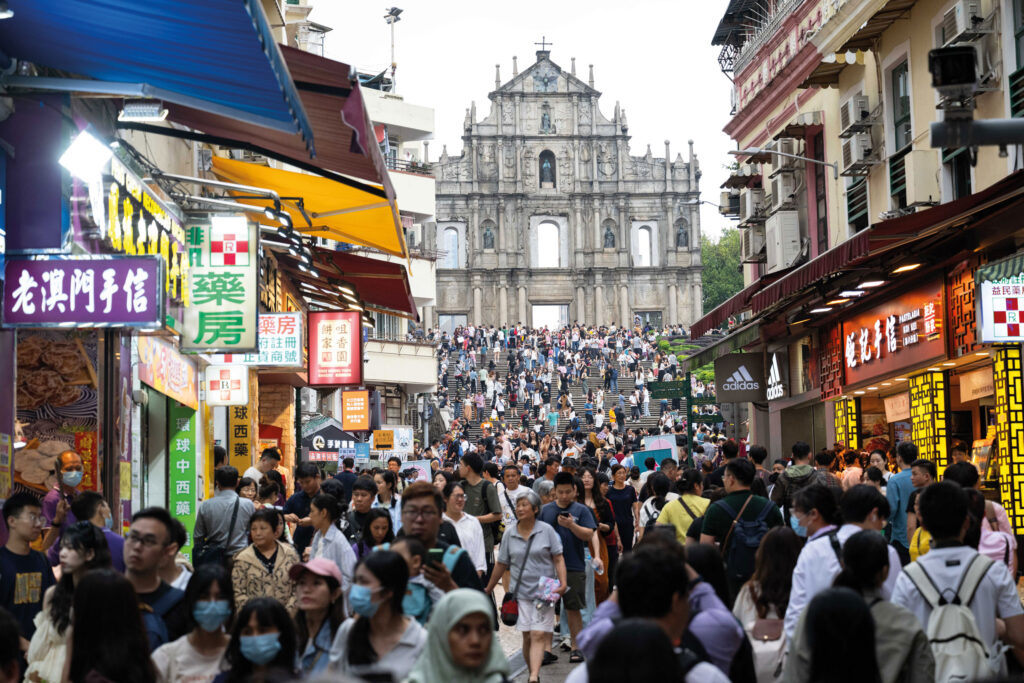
[{"xmin": 715, "ymin": 495, "xmax": 773, "ymax": 583}]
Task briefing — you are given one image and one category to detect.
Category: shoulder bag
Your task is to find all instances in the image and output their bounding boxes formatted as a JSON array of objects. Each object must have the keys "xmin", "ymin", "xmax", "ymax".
[{"xmin": 500, "ymin": 532, "xmax": 537, "ymax": 627}]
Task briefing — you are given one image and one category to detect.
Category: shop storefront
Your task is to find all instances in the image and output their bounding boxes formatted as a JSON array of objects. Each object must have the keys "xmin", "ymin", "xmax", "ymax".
[{"xmin": 765, "ymin": 333, "xmax": 829, "ymax": 455}]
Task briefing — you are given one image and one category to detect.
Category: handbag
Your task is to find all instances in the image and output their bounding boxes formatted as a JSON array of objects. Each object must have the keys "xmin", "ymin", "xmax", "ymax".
[
  {"xmin": 500, "ymin": 532, "xmax": 537, "ymax": 627},
  {"xmin": 195, "ymin": 496, "xmax": 240, "ymax": 567}
]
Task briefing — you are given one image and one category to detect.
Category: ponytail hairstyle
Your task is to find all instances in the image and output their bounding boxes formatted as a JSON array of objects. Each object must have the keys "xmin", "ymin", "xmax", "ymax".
[
  {"xmin": 676, "ymin": 468, "xmax": 704, "ymax": 495},
  {"xmin": 833, "ymin": 529, "xmax": 890, "ymax": 594},
  {"xmin": 311, "ymin": 492, "xmax": 343, "ymax": 529},
  {"xmin": 648, "ymin": 472, "xmax": 671, "ymax": 512}
]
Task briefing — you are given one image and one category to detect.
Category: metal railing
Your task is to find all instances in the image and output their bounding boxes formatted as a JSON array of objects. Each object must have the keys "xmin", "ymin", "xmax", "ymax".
[
  {"xmin": 386, "ymin": 158, "xmax": 434, "ymax": 176},
  {"xmin": 734, "ymin": 0, "xmax": 807, "ymax": 76}
]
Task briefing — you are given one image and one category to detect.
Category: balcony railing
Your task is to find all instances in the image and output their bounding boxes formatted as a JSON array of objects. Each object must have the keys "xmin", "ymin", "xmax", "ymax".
[
  {"xmin": 386, "ymin": 158, "xmax": 434, "ymax": 176},
  {"xmin": 734, "ymin": 0, "xmax": 807, "ymax": 76}
]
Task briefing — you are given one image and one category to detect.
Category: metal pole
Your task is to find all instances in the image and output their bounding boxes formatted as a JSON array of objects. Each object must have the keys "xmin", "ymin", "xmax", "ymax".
[{"xmin": 684, "ymin": 372, "xmax": 693, "ymax": 469}]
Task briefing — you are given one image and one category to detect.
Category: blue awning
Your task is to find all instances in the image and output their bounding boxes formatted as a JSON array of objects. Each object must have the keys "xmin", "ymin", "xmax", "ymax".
[{"xmin": 0, "ymin": 0, "xmax": 314, "ymax": 154}]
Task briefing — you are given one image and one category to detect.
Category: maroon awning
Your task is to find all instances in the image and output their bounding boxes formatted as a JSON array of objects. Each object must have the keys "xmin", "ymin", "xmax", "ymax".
[
  {"xmin": 690, "ymin": 273, "xmax": 785, "ymax": 337},
  {"xmin": 120, "ymin": 45, "xmax": 394, "ymax": 198}
]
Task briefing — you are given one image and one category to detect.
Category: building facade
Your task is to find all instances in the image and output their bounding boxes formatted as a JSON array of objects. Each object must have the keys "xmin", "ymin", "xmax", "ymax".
[{"xmin": 428, "ymin": 49, "xmax": 704, "ymax": 331}]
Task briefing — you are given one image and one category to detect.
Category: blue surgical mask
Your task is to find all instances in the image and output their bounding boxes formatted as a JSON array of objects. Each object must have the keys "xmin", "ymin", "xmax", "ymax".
[
  {"xmin": 61, "ymin": 470, "xmax": 83, "ymax": 487},
  {"xmin": 193, "ymin": 600, "xmax": 231, "ymax": 632},
  {"xmin": 349, "ymin": 584, "xmax": 380, "ymax": 618},
  {"xmin": 239, "ymin": 632, "xmax": 281, "ymax": 665},
  {"xmin": 402, "ymin": 583, "xmax": 430, "ymax": 623},
  {"xmin": 103, "ymin": 515, "xmax": 113, "ymax": 530},
  {"xmin": 790, "ymin": 513, "xmax": 807, "ymax": 538}
]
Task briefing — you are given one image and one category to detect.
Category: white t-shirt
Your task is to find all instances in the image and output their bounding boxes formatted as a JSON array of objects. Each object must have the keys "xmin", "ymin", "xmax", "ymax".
[
  {"xmin": 151, "ymin": 634, "xmax": 226, "ymax": 683},
  {"xmin": 242, "ymin": 466, "xmax": 264, "ymax": 483},
  {"xmin": 497, "ymin": 485, "xmax": 532, "ymax": 528}
]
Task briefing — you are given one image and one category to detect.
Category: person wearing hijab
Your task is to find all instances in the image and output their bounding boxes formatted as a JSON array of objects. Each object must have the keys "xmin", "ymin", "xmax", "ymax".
[{"xmin": 406, "ymin": 589, "xmax": 510, "ymax": 683}]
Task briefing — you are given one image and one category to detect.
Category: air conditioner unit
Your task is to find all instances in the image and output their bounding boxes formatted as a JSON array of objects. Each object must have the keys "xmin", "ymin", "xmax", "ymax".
[
  {"xmin": 903, "ymin": 149, "xmax": 941, "ymax": 206},
  {"xmin": 299, "ymin": 387, "xmax": 318, "ymax": 414},
  {"xmin": 772, "ymin": 138, "xmax": 800, "ymax": 169},
  {"xmin": 741, "ymin": 223, "xmax": 766, "ymax": 262},
  {"xmin": 942, "ymin": 0, "xmax": 981, "ymax": 45},
  {"xmin": 842, "ymin": 132, "xmax": 873, "ymax": 170},
  {"xmin": 738, "ymin": 188, "xmax": 765, "ymax": 223},
  {"xmin": 770, "ymin": 174, "xmax": 797, "ymax": 211},
  {"xmin": 840, "ymin": 95, "xmax": 870, "ymax": 133},
  {"xmin": 765, "ymin": 210, "xmax": 801, "ymax": 274}
]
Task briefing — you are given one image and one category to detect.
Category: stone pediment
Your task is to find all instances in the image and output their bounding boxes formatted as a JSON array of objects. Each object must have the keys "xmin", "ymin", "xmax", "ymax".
[{"xmin": 491, "ymin": 51, "xmax": 600, "ymax": 98}]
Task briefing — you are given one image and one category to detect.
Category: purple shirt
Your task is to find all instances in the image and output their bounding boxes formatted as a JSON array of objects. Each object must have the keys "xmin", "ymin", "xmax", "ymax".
[
  {"xmin": 42, "ymin": 486, "xmax": 78, "ymax": 566},
  {"xmin": 103, "ymin": 527, "xmax": 126, "ymax": 573}
]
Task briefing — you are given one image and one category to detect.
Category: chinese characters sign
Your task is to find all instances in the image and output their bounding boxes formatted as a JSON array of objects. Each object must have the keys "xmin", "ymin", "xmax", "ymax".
[
  {"xmin": 228, "ymin": 403, "xmax": 254, "ymax": 472},
  {"xmin": 341, "ymin": 390, "xmax": 370, "ymax": 431},
  {"xmin": 309, "ymin": 311, "xmax": 362, "ymax": 386},
  {"xmin": 168, "ymin": 401, "xmax": 197, "ymax": 561},
  {"xmin": 842, "ymin": 281, "xmax": 945, "ymax": 386},
  {"xmin": 137, "ymin": 335, "xmax": 198, "ymax": 410},
  {"xmin": 977, "ymin": 258, "xmax": 1024, "ymax": 342},
  {"xmin": 214, "ymin": 313, "xmax": 303, "ymax": 367},
  {"xmin": 203, "ymin": 364, "xmax": 249, "ymax": 406},
  {"xmin": 3, "ymin": 257, "xmax": 163, "ymax": 327},
  {"xmin": 181, "ymin": 216, "xmax": 258, "ymax": 352},
  {"xmin": 105, "ymin": 156, "xmax": 189, "ymax": 305}
]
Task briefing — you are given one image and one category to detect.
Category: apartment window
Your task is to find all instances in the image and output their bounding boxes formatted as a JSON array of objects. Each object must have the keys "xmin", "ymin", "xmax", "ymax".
[
  {"xmin": 846, "ymin": 178, "xmax": 869, "ymax": 233},
  {"xmin": 943, "ymin": 147, "xmax": 973, "ymax": 200},
  {"xmin": 891, "ymin": 61, "xmax": 912, "ymax": 151},
  {"xmin": 373, "ymin": 312, "xmax": 403, "ymax": 340},
  {"xmin": 810, "ymin": 132, "xmax": 828, "ymax": 254}
]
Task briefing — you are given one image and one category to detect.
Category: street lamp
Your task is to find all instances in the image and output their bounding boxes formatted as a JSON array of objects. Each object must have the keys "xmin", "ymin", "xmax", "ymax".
[
  {"xmin": 384, "ymin": 7, "xmax": 402, "ymax": 91},
  {"xmin": 728, "ymin": 147, "xmax": 839, "ymax": 179},
  {"xmin": 685, "ymin": 199, "xmax": 721, "ymax": 208}
]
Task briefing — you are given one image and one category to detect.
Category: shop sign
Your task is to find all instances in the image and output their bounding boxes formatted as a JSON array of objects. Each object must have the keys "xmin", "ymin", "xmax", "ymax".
[
  {"xmin": 228, "ymin": 405, "xmax": 254, "ymax": 472},
  {"xmin": 884, "ymin": 393, "xmax": 911, "ymax": 422},
  {"xmin": 341, "ymin": 390, "xmax": 370, "ymax": 431},
  {"xmin": 181, "ymin": 216, "xmax": 258, "ymax": 352},
  {"xmin": 168, "ymin": 401, "xmax": 197, "ymax": 561},
  {"xmin": 714, "ymin": 353, "xmax": 766, "ymax": 402},
  {"xmin": 309, "ymin": 311, "xmax": 362, "ymax": 386},
  {"xmin": 137, "ymin": 335, "xmax": 198, "ymax": 410},
  {"xmin": 960, "ymin": 366, "xmax": 994, "ymax": 402},
  {"xmin": 766, "ymin": 351, "xmax": 788, "ymax": 401},
  {"xmin": 842, "ymin": 281, "xmax": 945, "ymax": 386},
  {"xmin": 215, "ymin": 313, "xmax": 303, "ymax": 367},
  {"xmin": 3, "ymin": 256, "xmax": 163, "ymax": 327},
  {"xmin": 105, "ymin": 156, "xmax": 189, "ymax": 304},
  {"xmin": 372, "ymin": 429, "xmax": 394, "ymax": 451},
  {"xmin": 393, "ymin": 427, "xmax": 414, "ymax": 454},
  {"xmin": 976, "ymin": 258, "xmax": 1024, "ymax": 342},
  {"xmin": 301, "ymin": 416, "xmax": 347, "ymax": 462},
  {"xmin": 203, "ymin": 364, "xmax": 249, "ymax": 406}
]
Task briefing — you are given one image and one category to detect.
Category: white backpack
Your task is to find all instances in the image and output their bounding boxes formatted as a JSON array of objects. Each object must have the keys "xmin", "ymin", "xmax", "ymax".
[{"xmin": 902, "ymin": 554, "xmax": 1001, "ymax": 682}]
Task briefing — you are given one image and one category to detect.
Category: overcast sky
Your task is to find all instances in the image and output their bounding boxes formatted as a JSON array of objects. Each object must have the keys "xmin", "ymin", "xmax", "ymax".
[{"xmin": 310, "ymin": 0, "xmax": 735, "ymax": 238}]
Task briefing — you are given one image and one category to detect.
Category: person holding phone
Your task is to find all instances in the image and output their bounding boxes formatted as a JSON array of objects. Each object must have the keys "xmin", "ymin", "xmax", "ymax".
[{"xmin": 398, "ymin": 482, "xmax": 482, "ymax": 593}]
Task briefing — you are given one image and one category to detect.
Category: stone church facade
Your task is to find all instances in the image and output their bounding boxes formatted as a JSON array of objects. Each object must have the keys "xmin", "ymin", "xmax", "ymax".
[{"xmin": 427, "ymin": 49, "xmax": 703, "ymax": 331}]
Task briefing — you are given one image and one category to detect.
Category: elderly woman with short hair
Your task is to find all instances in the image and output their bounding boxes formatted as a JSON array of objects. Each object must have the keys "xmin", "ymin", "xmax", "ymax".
[{"xmin": 485, "ymin": 490, "xmax": 567, "ymax": 683}]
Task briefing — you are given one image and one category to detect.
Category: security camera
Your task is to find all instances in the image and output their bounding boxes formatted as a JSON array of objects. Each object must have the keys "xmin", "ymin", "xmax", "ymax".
[{"xmin": 929, "ymin": 46, "xmax": 977, "ymax": 105}]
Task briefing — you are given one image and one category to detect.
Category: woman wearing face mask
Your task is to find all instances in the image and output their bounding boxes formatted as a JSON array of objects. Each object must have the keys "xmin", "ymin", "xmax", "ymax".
[
  {"xmin": 26, "ymin": 521, "xmax": 111, "ymax": 682},
  {"xmin": 328, "ymin": 550, "xmax": 427, "ymax": 679},
  {"xmin": 308, "ymin": 492, "xmax": 356, "ymax": 611},
  {"xmin": 789, "ymin": 484, "xmax": 841, "ymax": 540},
  {"xmin": 407, "ymin": 588, "xmax": 510, "ymax": 683},
  {"xmin": 152, "ymin": 565, "xmax": 234, "ymax": 683},
  {"xmin": 289, "ymin": 558, "xmax": 346, "ymax": 676},
  {"xmin": 214, "ymin": 597, "xmax": 297, "ymax": 683}
]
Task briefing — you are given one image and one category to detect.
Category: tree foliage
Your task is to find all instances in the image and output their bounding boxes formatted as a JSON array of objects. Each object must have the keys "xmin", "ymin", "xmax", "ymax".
[{"xmin": 701, "ymin": 228, "xmax": 743, "ymax": 315}]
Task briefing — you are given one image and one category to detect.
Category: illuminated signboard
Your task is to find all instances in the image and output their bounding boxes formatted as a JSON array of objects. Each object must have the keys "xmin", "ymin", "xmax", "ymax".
[{"xmin": 309, "ymin": 311, "xmax": 362, "ymax": 386}]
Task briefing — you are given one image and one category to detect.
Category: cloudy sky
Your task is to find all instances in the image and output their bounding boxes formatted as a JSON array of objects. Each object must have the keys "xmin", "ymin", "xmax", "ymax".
[{"xmin": 311, "ymin": 0, "xmax": 735, "ymax": 237}]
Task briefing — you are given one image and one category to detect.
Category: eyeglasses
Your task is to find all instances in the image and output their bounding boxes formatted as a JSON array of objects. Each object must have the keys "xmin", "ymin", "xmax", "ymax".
[
  {"xmin": 17, "ymin": 513, "xmax": 46, "ymax": 526},
  {"xmin": 403, "ymin": 507, "xmax": 439, "ymax": 519},
  {"xmin": 125, "ymin": 532, "xmax": 164, "ymax": 548}
]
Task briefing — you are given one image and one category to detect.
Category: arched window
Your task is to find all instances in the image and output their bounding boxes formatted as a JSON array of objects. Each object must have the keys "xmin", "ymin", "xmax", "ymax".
[
  {"xmin": 637, "ymin": 226, "xmax": 652, "ymax": 267},
  {"xmin": 444, "ymin": 227, "xmax": 460, "ymax": 268},
  {"xmin": 602, "ymin": 219, "xmax": 617, "ymax": 248},
  {"xmin": 481, "ymin": 220, "xmax": 496, "ymax": 250},
  {"xmin": 539, "ymin": 150, "xmax": 556, "ymax": 187},
  {"xmin": 675, "ymin": 218, "xmax": 689, "ymax": 249},
  {"xmin": 537, "ymin": 221, "xmax": 560, "ymax": 267}
]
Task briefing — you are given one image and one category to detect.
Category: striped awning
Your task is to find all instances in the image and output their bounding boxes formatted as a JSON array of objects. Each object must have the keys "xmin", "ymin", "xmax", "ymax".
[{"xmin": 976, "ymin": 251, "xmax": 1024, "ymax": 284}]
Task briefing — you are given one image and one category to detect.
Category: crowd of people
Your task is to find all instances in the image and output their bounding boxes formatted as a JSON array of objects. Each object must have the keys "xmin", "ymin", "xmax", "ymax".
[{"xmin": 2, "ymin": 430, "xmax": 1021, "ymax": 683}]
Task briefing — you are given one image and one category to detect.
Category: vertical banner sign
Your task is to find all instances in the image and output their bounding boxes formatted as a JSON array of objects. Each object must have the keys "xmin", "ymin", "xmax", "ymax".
[
  {"xmin": 182, "ymin": 215, "xmax": 258, "ymax": 352},
  {"xmin": 341, "ymin": 390, "xmax": 370, "ymax": 431},
  {"xmin": 228, "ymin": 404, "xmax": 252, "ymax": 473},
  {"xmin": 309, "ymin": 311, "xmax": 363, "ymax": 386},
  {"xmin": 168, "ymin": 401, "xmax": 197, "ymax": 561}
]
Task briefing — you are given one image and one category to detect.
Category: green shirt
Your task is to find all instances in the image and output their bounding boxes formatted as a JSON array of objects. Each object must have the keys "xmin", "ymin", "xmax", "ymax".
[
  {"xmin": 462, "ymin": 478, "xmax": 502, "ymax": 553},
  {"xmin": 702, "ymin": 490, "xmax": 783, "ymax": 546}
]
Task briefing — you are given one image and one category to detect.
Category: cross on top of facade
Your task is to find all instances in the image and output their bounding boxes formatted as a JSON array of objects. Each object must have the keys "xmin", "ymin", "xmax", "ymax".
[{"xmin": 535, "ymin": 36, "xmax": 552, "ymax": 51}]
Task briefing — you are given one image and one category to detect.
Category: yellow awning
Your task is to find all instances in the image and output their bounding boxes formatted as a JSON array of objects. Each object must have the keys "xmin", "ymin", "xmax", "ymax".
[{"xmin": 211, "ymin": 156, "xmax": 407, "ymax": 258}]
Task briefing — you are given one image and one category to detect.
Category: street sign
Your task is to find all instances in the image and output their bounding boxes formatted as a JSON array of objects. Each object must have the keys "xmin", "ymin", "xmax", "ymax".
[{"xmin": 649, "ymin": 380, "xmax": 688, "ymax": 399}]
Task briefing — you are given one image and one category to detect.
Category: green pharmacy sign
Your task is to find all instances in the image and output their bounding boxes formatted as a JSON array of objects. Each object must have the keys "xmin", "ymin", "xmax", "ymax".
[
  {"xmin": 168, "ymin": 401, "xmax": 198, "ymax": 561},
  {"xmin": 181, "ymin": 216, "xmax": 258, "ymax": 352}
]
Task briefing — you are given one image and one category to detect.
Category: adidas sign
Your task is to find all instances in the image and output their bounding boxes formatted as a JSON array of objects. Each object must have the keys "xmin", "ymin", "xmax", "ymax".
[
  {"xmin": 722, "ymin": 365, "xmax": 760, "ymax": 392},
  {"xmin": 767, "ymin": 354, "xmax": 785, "ymax": 400}
]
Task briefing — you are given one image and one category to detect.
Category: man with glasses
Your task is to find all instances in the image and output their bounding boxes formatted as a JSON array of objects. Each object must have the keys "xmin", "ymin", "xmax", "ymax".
[
  {"xmin": 124, "ymin": 507, "xmax": 187, "ymax": 650},
  {"xmin": 399, "ymin": 481, "xmax": 482, "ymax": 593},
  {"xmin": 1, "ymin": 493, "xmax": 55, "ymax": 661}
]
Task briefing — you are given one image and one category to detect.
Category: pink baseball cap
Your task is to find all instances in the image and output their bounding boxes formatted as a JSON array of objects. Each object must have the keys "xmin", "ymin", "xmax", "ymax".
[{"xmin": 288, "ymin": 557, "xmax": 343, "ymax": 585}]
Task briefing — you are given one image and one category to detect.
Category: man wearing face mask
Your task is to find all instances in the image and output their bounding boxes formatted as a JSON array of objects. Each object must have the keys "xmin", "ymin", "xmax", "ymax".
[
  {"xmin": 784, "ymin": 484, "xmax": 903, "ymax": 640},
  {"xmin": 71, "ymin": 491, "xmax": 125, "ymax": 572},
  {"xmin": 41, "ymin": 450, "xmax": 85, "ymax": 566}
]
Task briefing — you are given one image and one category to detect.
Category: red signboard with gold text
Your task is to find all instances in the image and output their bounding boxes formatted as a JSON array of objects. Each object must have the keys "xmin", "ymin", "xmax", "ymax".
[
  {"xmin": 842, "ymin": 280, "xmax": 945, "ymax": 386},
  {"xmin": 309, "ymin": 312, "xmax": 362, "ymax": 386}
]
